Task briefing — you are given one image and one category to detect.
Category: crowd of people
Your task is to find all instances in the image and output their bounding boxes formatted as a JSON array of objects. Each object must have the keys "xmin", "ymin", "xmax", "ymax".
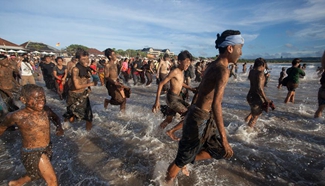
[{"xmin": 0, "ymin": 29, "xmax": 324, "ymax": 185}]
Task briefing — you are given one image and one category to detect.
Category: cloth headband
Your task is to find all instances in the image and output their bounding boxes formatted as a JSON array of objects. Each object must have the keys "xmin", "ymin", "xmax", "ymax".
[{"xmin": 218, "ymin": 35, "xmax": 244, "ymax": 48}]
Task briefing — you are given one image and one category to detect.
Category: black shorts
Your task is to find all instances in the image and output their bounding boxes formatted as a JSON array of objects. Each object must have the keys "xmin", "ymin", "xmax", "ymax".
[{"xmin": 174, "ymin": 105, "xmax": 225, "ymax": 168}]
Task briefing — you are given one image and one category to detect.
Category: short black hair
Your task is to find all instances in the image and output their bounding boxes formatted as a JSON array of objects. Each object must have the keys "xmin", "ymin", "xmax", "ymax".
[
  {"xmin": 163, "ymin": 53, "xmax": 170, "ymax": 60},
  {"xmin": 21, "ymin": 84, "xmax": 44, "ymax": 99},
  {"xmin": 292, "ymin": 58, "xmax": 301, "ymax": 66},
  {"xmin": 215, "ymin": 30, "xmax": 241, "ymax": 54},
  {"xmin": 177, "ymin": 50, "xmax": 193, "ymax": 61},
  {"xmin": 75, "ymin": 48, "xmax": 89, "ymax": 60},
  {"xmin": 253, "ymin": 57, "xmax": 266, "ymax": 69},
  {"xmin": 55, "ymin": 57, "xmax": 63, "ymax": 63},
  {"xmin": 104, "ymin": 48, "xmax": 114, "ymax": 60}
]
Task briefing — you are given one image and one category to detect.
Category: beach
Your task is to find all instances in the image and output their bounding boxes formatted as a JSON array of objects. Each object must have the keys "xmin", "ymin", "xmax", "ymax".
[{"xmin": 0, "ymin": 62, "xmax": 324, "ymax": 186}]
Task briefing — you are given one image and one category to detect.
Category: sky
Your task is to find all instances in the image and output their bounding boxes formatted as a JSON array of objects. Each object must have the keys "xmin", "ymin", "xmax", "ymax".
[{"xmin": 1, "ymin": 0, "xmax": 325, "ymax": 59}]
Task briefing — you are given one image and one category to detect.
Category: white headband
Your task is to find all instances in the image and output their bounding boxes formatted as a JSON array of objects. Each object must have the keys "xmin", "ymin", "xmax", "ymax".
[{"xmin": 218, "ymin": 35, "xmax": 244, "ymax": 48}]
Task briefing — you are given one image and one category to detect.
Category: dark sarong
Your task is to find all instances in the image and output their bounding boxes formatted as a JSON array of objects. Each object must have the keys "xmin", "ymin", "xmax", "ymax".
[
  {"xmin": 175, "ymin": 105, "xmax": 225, "ymax": 168},
  {"xmin": 318, "ymin": 86, "xmax": 325, "ymax": 106},
  {"xmin": 64, "ymin": 89, "xmax": 93, "ymax": 122},
  {"xmin": 21, "ymin": 143, "xmax": 53, "ymax": 181},
  {"xmin": 159, "ymin": 73, "xmax": 169, "ymax": 91},
  {"xmin": 246, "ymin": 91, "xmax": 265, "ymax": 115},
  {"xmin": 105, "ymin": 80, "xmax": 130, "ymax": 106},
  {"xmin": 166, "ymin": 91, "xmax": 190, "ymax": 115}
]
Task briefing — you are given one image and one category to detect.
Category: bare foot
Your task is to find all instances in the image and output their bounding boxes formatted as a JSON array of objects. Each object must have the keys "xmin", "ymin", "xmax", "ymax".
[
  {"xmin": 86, "ymin": 121, "xmax": 92, "ymax": 131},
  {"xmin": 166, "ymin": 130, "xmax": 180, "ymax": 141},
  {"xmin": 181, "ymin": 166, "xmax": 190, "ymax": 176},
  {"xmin": 104, "ymin": 99, "xmax": 110, "ymax": 109},
  {"xmin": 248, "ymin": 117, "xmax": 257, "ymax": 128},
  {"xmin": 9, "ymin": 176, "xmax": 31, "ymax": 186},
  {"xmin": 245, "ymin": 114, "xmax": 252, "ymax": 123}
]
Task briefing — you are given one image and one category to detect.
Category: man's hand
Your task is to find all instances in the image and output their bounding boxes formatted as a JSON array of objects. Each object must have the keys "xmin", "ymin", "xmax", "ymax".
[
  {"xmin": 222, "ymin": 141, "xmax": 234, "ymax": 159},
  {"xmin": 152, "ymin": 103, "xmax": 160, "ymax": 113}
]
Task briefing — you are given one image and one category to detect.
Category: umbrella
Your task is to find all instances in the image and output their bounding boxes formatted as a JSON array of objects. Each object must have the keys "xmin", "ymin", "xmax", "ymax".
[
  {"xmin": 41, "ymin": 51, "xmax": 48, "ymax": 55},
  {"xmin": 32, "ymin": 51, "xmax": 40, "ymax": 54},
  {"xmin": 17, "ymin": 50, "xmax": 26, "ymax": 53},
  {"xmin": 49, "ymin": 52, "xmax": 55, "ymax": 55},
  {"xmin": 8, "ymin": 50, "xmax": 15, "ymax": 53},
  {"xmin": 0, "ymin": 49, "xmax": 6, "ymax": 52}
]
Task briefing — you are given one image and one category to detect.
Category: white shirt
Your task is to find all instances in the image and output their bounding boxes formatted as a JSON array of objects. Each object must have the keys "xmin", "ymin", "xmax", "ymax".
[{"xmin": 21, "ymin": 62, "xmax": 33, "ymax": 76}]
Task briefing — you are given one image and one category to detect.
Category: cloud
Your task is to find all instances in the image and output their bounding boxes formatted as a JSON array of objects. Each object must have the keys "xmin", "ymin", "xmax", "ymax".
[
  {"xmin": 285, "ymin": 44, "xmax": 293, "ymax": 48},
  {"xmin": 1, "ymin": 0, "xmax": 324, "ymax": 58}
]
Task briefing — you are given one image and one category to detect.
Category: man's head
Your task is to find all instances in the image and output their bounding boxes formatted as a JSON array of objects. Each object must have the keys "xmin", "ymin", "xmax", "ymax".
[
  {"xmin": 104, "ymin": 48, "xmax": 117, "ymax": 62},
  {"xmin": 75, "ymin": 48, "xmax": 89, "ymax": 67},
  {"xmin": 253, "ymin": 57, "xmax": 266, "ymax": 70},
  {"xmin": 71, "ymin": 57, "xmax": 77, "ymax": 63},
  {"xmin": 20, "ymin": 84, "xmax": 46, "ymax": 111},
  {"xmin": 163, "ymin": 53, "xmax": 170, "ymax": 61},
  {"xmin": 292, "ymin": 58, "xmax": 301, "ymax": 67},
  {"xmin": 44, "ymin": 55, "xmax": 51, "ymax": 63},
  {"xmin": 177, "ymin": 50, "xmax": 193, "ymax": 71},
  {"xmin": 215, "ymin": 30, "xmax": 244, "ymax": 63}
]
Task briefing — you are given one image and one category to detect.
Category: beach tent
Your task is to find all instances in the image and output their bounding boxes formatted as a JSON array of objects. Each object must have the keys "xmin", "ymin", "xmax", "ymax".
[{"xmin": 17, "ymin": 50, "xmax": 26, "ymax": 53}]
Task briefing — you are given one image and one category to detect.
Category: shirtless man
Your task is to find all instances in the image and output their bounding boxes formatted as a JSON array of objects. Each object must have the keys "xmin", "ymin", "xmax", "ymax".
[
  {"xmin": 165, "ymin": 30, "xmax": 243, "ymax": 184},
  {"xmin": 66, "ymin": 57, "xmax": 78, "ymax": 78},
  {"xmin": 63, "ymin": 49, "xmax": 94, "ymax": 131},
  {"xmin": 245, "ymin": 58, "xmax": 273, "ymax": 127},
  {"xmin": 0, "ymin": 54, "xmax": 20, "ymax": 113},
  {"xmin": 156, "ymin": 53, "xmax": 171, "ymax": 93},
  {"xmin": 314, "ymin": 51, "xmax": 325, "ymax": 118},
  {"xmin": 0, "ymin": 84, "xmax": 62, "ymax": 186},
  {"xmin": 152, "ymin": 51, "xmax": 196, "ymax": 140},
  {"xmin": 103, "ymin": 48, "xmax": 131, "ymax": 112}
]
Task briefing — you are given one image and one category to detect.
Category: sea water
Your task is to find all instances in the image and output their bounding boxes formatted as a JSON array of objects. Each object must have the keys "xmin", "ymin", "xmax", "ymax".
[{"xmin": 0, "ymin": 63, "xmax": 324, "ymax": 186}]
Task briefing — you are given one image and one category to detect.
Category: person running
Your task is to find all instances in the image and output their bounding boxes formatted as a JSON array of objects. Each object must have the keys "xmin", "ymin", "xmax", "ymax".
[
  {"xmin": 277, "ymin": 67, "xmax": 286, "ymax": 89},
  {"xmin": 152, "ymin": 50, "xmax": 196, "ymax": 140},
  {"xmin": 0, "ymin": 84, "xmax": 62, "ymax": 186},
  {"xmin": 242, "ymin": 62, "xmax": 247, "ymax": 73},
  {"xmin": 245, "ymin": 58, "xmax": 274, "ymax": 127},
  {"xmin": 53, "ymin": 57, "xmax": 67, "ymax": 100},
  {"xmin": 156, "ymin": 53, "xmax": 171, "ymax": 93},
  {"xmin": 314, "ymin": 51, "xmax": 325, "ymax": 118},
  {"xmin": 120, "ymin": 58, "xmax": 130, "ymax": 84},
  {"xmin": 103, "ymin": 48, "xmax": 131, "ymax": 112},
  {"xmin": 165, "ymin": 30, "xmax": 243, "ymax": 184},
  {"xmin": 89, "ymin": 59, "xmax": 99, "ymax": 86},
  {"xmin": 143, "ymin": 59, "xmax": 154, "ymax": 86},
  {"xmin": 63, "ymin": 49, "xmax": 95, "ymax": 131},
  {"xmin": 284, "ymin": 58, "xmax": 305, "ymax": 103},
  {"xmin": 39, "ymin": 55, "xmax": 56, "ymax": 91},
  {"xmin": 229, "ymin": 63, "xmax": 237, "ymax": 79},
  {"xmin": 97, "ymin": 58, "xmax": 106, "ymax": 86}
]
